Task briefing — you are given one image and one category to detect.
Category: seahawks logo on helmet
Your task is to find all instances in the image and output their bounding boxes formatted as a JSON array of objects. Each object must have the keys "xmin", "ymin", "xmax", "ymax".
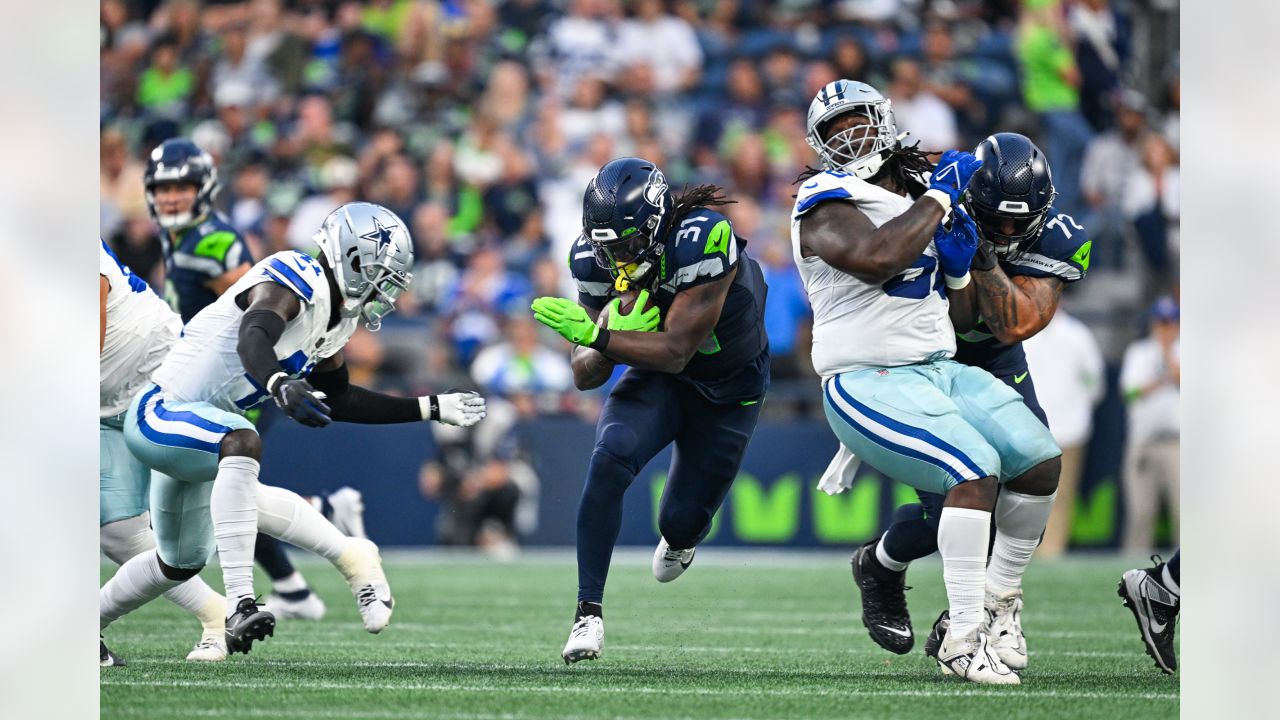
[{"xmin": 643, "ymin": 168, "xmax": 668, "ymax": 208}]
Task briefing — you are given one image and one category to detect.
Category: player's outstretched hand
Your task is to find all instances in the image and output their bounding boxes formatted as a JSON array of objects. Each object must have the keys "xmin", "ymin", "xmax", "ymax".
[
  {"xmin": 928, "ymin": 150, "xmax": 983, "ymax": 204},
  {"xmin": 270, "ymin": 376, "xmax": 331, "ymax": 428},
  {"xmin": 934, "ymin": 206, "xmax": 980, "ymax": 280},
  {"xmin": 532, "ymin": 297, "xmax": 599, "ymax": 346},
  {"xmin": 606, "ymin": 290, "xmax": 660, "ymax": 332},
  {"xmin": 436, "ymin": 391, "xmax": 487, "ymax": 427}
]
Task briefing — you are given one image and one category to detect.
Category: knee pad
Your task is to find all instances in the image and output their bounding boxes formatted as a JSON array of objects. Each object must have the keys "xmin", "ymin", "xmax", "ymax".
[
  {"xmin": 594, "ymin": 422, "xmax": 640, "ymax": 473},
  {"xmin": 100, "ymin": 513, "xmax": 157, "ymax": 565}
]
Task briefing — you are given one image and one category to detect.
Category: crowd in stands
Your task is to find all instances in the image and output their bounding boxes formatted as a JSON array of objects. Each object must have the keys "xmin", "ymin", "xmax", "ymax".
[{"xmin": 102, "ymin": 0, "xmax": 1180, "ymax": 551}]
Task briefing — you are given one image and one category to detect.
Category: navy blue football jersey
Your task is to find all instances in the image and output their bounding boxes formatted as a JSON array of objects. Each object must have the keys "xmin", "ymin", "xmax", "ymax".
[
  {"xmin": 161, "ymin": 212, "xmax": 253, "ymax": 322},
  {"xmin": 953, "ymin": 207, "xmax": 1090, "ymax": 376},
  {"xmin": 571, "ymin": 209, "xmax": 770, "ymax": 404}
]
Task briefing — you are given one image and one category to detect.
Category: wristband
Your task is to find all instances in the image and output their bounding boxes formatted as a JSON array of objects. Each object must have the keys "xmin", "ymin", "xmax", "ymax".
[
  {"xmin": 923, "ymin": 188, "xmax": 952, "ymax": 216},
  {"xmin": 418, "ymin": 395, "xmax": 441, "ymax": 421},
  {"xmin": 944, "ymin": 272, "xmax": 971, "ymax": 290},
  {"xmin": 588, "ymin": 327, "xmax": 611, "ymax": 352},
  {"xmin": 265, "ymin": 371, "xmax": 289, "ymax": 396}
]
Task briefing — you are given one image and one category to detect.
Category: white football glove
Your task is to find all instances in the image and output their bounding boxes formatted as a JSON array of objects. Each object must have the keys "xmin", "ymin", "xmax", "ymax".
[{"xmin": 421, "ymin": 391, "xmax": 487, "ymax": 427}]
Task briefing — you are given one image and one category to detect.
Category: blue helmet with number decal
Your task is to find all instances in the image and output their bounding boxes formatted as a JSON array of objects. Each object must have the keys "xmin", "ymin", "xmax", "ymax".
[
  {"xmin": 581, "ymin": 157, "xmax": 672, "ymax": 290},
  {"xmin": 964, "ymin": 133, "xmax": 1057, "ymax": 260},
  {"xmin": 143, "ymin": 138, "xmax": 219, "ymax": 231}
]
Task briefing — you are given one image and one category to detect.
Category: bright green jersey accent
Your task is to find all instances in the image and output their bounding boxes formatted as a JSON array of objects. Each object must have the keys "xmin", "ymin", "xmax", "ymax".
[
  {"xmin": 704, "ymin": 220, "xmax": 731, "ymax": 256},
  {"xmin": 697, "ymin": 330, "xmax": 722, "ymax": 355},
  {"xmin": 1071, "ymin": 240, "xmax": 1093, "ymax": 274},
  {"xmin": 1013, "ymin": 371, "xmax": 1029, "ymax": 384},
  {"xmin": 194, "ymin": 231, "xmax": 238, "ymax": 262}
]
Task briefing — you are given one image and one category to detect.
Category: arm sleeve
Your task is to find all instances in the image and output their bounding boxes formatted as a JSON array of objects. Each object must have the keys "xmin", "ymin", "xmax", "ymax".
[
  {"xmin": 309, "ymin": 362, "xmax": 423, "ymax": 424},
  {"xmin": 237, "ymin": 309, "xmax": 288, "ymax": 390}
]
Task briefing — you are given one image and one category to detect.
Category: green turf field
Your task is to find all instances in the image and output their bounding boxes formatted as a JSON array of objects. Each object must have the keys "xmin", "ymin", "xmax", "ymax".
[{"xmin": 100, "ymin": 550, "xmax": 1178, "ymax": 719}]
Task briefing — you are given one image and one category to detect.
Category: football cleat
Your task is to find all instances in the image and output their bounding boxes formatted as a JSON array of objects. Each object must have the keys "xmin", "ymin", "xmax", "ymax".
[
  {"xmin": 928, "ymin": 615, "xmax": 1019, "ymax": 686},
  {"xmin": 984, "ymin": 587, "xmax": 1028, "ymax": 670},
  {"xmin": 327, "ymin": 487, "xmax": 367, "ymax": 539},
  {"xmin": 186, "ymin": 633, "xmax": 228, "ymax": 662},
  {"xmin": 652, "ymin": 537, "xmax": 695, "ymax": 583},
  {"xmin": 224, "ymin": 597, "xmax": 275, "ymax": 655},
  {"xmin": 562, "ymin": 603, "xmax": 605, "ymax": 665},
  {"xmin": 336, "ymin": 538, "xmax": 394, "ymax": 633},
  {"xmin": 1118, "ymin": 557, "xmax": 1179, "ymax": 673},
  {"xmin": 100, "ymin": 637, "xmax": 125, "ymax": 667},
  {"xmin": 850, "ymin": 539, "xmax": 913, "ymax": 654},
  {"xmin": 265, "ymin": 591, "xmax": 327, "ymax": 621}
]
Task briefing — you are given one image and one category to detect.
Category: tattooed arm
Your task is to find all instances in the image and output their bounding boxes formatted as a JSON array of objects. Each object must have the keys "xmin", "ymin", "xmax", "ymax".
[{"xmin": 971, "ymin": 267, "xmax": 1065, "ymax": 343}]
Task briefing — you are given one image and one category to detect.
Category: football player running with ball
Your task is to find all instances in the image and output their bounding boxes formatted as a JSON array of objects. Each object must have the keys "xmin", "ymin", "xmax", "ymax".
[
  {"xmin": 532, "ymin": 157, "xmax": 770, "ymax": 664},
  {"xmin": 99, "ymin": 203, "xmax": 486, "ymax": 656},
  {"xmin": 793, "ymin": 81, "xmax": 1062, "ymax": 685},
  {"xmin": 849, "ymin": 133, "xmax": 1090, "ymax": 673}
]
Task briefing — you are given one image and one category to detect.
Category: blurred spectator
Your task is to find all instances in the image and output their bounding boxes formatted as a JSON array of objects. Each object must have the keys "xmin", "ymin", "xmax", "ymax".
[
  {"xmin": 408, "ymin": 202, "xmax": 462, "ymax": 311},
  {"xmin": 370, "ymin": 153, "xmax": 422, "ymax": 223},
  {"xmin": 286, "ymin": 155, "xmax": 360, "ymax": 251},
  {"xmin": 919, "ymin": 21, "xmax": 979, "ymax": 140},
  {"xmin": 211, "ymin": 23, "xmax": 277, "ymax": 110},
  {"xmin": 693, "ymin": 59, "xmax": 766, "ymax": 165},
  {"xmin": 889, "ymin": 58, "xmax": 958, "ymax": 155},
  {"xmin": 447, "ymin": 246, "xmax": 532, "ymax": 364},
  {"xmin": 1122, "ymin": 134, "xmax": 1179, "ymax": 279},
  {"xmin": 1069, "ymin": 0, "xmax": 1129, "ymax": 131},
  {"xmin": 614, "ymin": 0, "xmax": 703, "ymax": 95},
  {"xmin": 1023, "ymin": 310, "xmax": 1106, "ymax": 557},
  {"xmin": 533, "ymin": 0, "xmax": 619, "ymax": 98},
  {"xmin": 100, "ymin": 128, "xmax": 148, "ymax": 238},
  {"xmin": 1080, "ymin": 88, "xmax": 1149, "ymax": 267},
  {"xmin": 1016, "ymin": 0, "xmax": 1092, "ymax": 216},
  {"xmin": 1119, "ymin": 296, "xmax": 1180, "ymax": 554},
  {"xmin": 136, "ymin": 34, "xmax": 195, "ymax": 118},
  {"xmin": 471, "ymin": 313, "xmax": 573, "ymax": 400}
]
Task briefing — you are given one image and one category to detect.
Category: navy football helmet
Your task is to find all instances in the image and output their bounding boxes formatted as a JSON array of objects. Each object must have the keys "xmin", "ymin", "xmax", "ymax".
[
  {"xmin": 581, "ymin": 157, "xmax": 672, "ymax": 290},
  {"xmin": 143, "ymin": 138, "xmax": 219, "ymax": 230},
  {"xmin": 963, "ymin": 133, "xmax": 1057, "ymax": 259}
]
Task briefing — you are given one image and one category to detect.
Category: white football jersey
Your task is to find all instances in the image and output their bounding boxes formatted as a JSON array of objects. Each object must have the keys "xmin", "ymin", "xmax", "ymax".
[
  {"xmin": 101, "ymin": 240, "xmax": 182, "ymax": 418},
  {"xmin": 790, "ymin": 170, "xmax": 955, "ymax": 376},
  {"xmin": 152, "ymin": 250, "xmax": 360, "ymax": 413}
]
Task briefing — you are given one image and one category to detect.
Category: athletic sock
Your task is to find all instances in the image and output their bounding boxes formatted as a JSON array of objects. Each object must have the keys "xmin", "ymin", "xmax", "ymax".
[
  {"xmin": 162, "ymin": 578, "xmax": 226, "ymax": 634},
  {"xmin": 272, "ymin": 571, "xmax": 312, "ymax": 602},
  {"xmin": 938, "ymin": 507, "xmax": 991, "ymax": 641},
  {"xmin": 1162, "ymin": 550, "xmax": 1181, "ymax": 597},
  {"xmin": 880, "ymin": 503, "xmax": 941, "ymax": 564},
  {"xmin": 987, "ymin": 488, "xmax": 1056, "ymax": 592},
  {"xmin": 874, "ymin": 536, "xmax": 910, "ymax": 573},
  {"xmin": 256, "ymin": 483, "xmax": 348, "ymax": 563},
  {"xmin": 100, "ymin": 550, "xmax": 181, "ymax": 630},
  {"xmin": 210, "ymin": 456, "xmax": 262, "ymax": 606}
]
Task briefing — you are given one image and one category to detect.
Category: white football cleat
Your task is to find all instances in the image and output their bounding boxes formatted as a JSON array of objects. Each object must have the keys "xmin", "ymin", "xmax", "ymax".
[
  {"xmin": 935, "ymin": 629, "xmax": 1020, "ymax": 685},
  {"xmin": 652, "ymin": 537, "xmax": 695, "ymax": 583},
  {"xmin": 186, "ymin": 633, "xmax": 228, "ymax": 662},
  {"xmin": 335, "ymin": 538, "xmax": 394, "ymax": 633},
  {"xmin": 264, "ymin": 591, "xmax": 327, "ymax": 621},
  {"xmin": 562, "ymin": 612, "xmax": 604, "ymax": 664},
  {"xmin": 984, "ymin": 587, "xmax": 1028, "ymax": 670},
  {"xmin": 327, "ymin": 487, "xmax": 367, "ymax": 539}
]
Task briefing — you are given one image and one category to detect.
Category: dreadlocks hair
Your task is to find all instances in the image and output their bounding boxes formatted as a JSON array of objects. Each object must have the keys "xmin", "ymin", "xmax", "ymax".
[
  {"xmin": 794, "ymin": 141, "xmax": 938, "ymax": 199},
  {"xmin": 669, "ymin": 183, "xmax": 736, "ymax": 229}
]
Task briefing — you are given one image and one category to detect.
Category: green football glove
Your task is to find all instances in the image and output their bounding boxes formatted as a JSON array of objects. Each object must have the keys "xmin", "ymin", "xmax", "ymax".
[
  {"xmin": 605, "ymin": 290, "xmax": 660, "ymax": 332},
  {"xmin": 531, "ymin": 297, "xmax": 600, "ymax": 346}
]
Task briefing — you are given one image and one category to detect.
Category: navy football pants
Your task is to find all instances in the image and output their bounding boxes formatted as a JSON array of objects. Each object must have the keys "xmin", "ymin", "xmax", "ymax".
[
  {"xmin": 577, "ymin": 368, "xmax": 762, "ymax": 603},
  {"xmin": 880, "ymin": 369, "xmax": 1050, "ymax": 563}
]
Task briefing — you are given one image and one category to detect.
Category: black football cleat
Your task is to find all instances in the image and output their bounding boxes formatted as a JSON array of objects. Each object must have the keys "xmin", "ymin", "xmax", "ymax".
[
  {"xmin": 1118, "ymin": 557, "xmax": 1179, "ymax": 673},
  {"xmin": 225, "ymin": 597, "xmax": 276, "ymax": 655},
  {"xmin": 100, "ymin": 636, "xmax": 125, "ymax": 667},
  {"xmin": 923, "ymin": 610, "xmax": 949, "ymax": 662},
  {"xmin": 851, "ymin": 539, "xmax": 914, "ymax": 654}
]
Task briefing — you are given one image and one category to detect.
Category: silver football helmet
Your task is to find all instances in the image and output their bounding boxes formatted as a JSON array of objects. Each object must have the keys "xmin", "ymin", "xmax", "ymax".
[
  {"xmin": 805, "ymin": 80, "xmax": 900, "ymax": 180},
  {"xmin": 313, "ymin": 202, "xmax": 414, "ymax": 331}
]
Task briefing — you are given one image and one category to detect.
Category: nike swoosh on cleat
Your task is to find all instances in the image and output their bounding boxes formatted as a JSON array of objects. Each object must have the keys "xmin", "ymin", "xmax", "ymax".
[{"xmin": 877, "ymin": 625, "xmax": 912, "ymax": 638}]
